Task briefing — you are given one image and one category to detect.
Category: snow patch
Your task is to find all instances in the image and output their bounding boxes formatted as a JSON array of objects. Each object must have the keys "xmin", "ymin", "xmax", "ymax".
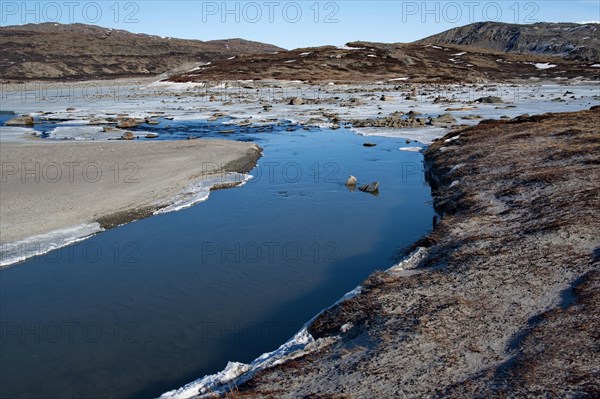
[
  {"xmin": 532, "ymin": 63, "xmax": 557, "ymax": 70},
  {"xmin": 399, "ymin": 146, "xmax": 423, "ymax": 152},
  {"xmin": 445, "ymin": 135, "xmax": 460, "ymax": 143},
  {"xmin": 337, "ymin": 45, "xmax": 365, "ymax": 50}
]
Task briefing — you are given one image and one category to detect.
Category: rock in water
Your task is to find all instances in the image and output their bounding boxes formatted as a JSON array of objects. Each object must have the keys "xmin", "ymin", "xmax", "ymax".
[
  {"xmin": 346, "ymin": 175, "xmax": 357, "ymax": 186},
  {"xmin": 5, "ymin": 116, "xmax": 34, "ymax": 126},
  {"xmin": 359, "ymin": 182, "xmax": 379, "ymax": 193},
  {"xmin": 117, "ymin": 118, "xmax": 138, "ymax": 128},
  {"xmin": 145, "ymin": 133, "xmax": 159, "ymax": 139},
  {"xmin": 289, "ymin": 97, "xmax": 304, "ymax": 105},
  {"xmin": 363, "ymin": 143, "xmax": 377, "ymax": 147},
  {"xmin": 121, "ymin": 131, "xmax": 135, "ymax": 140}
]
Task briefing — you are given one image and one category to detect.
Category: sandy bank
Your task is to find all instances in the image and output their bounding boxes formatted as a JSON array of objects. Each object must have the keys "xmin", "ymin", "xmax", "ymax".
[
  {"xmin": 0, "ymin": 139, "xmax": 261, "ymax": 254},
  {"xmin": 178, "ymin": 108, "xmax": 599, "ymax": 398}
]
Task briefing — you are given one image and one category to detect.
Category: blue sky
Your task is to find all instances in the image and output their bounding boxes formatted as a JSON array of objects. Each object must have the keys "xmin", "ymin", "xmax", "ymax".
[{"xmin": 1, "ymin": 1, "xmax": 599, "ymax": 49}]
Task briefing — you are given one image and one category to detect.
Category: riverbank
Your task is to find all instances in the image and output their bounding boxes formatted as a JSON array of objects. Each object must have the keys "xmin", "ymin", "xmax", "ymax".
[
  {"xmin": 0, "ymin": 140, "xmax": 261, "ymax": 266},
  {"xmin": 178, "ymin": 107, "xmax": 599, "ymax": 397}
]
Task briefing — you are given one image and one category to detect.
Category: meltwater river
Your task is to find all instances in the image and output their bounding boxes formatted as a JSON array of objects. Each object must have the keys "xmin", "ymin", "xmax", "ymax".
[{"xmin": 0, "ymin": 119, "xmax": 434, "ymax": 398}]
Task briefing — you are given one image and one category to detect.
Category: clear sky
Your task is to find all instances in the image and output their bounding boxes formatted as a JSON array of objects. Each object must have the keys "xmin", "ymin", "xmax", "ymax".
[{"xmin": 1, "ymin": 1, "xmax": 599, "ymax": 49}]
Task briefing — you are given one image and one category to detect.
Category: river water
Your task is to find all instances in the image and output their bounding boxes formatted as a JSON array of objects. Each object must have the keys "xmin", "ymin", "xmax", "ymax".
[{"xmin": 0, "ymin": 121, "xmax": 434, "ymax": 398}]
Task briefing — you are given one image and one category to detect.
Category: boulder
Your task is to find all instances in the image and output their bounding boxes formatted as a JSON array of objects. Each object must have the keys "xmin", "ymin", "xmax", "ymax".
[
  {"xmin": 121, "ymin": 131, "xmax": 135, "ymax": 140},
  {"xmin": 5, "ymin": 116, "xmax": 34, "ymax": 126},
  {"xmin": 289, "ymin": 97, "xmax": 304, "ymax": 106},
  {"xmin": 117, "ymin": 118, "xmax": 138, "ymax": 128},
  {"xmin": 103, "ymin": 126, "xmax": 121, "ymax": 132}
]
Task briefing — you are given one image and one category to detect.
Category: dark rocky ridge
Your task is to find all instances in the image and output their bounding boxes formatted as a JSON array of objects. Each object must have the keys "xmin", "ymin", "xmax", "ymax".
[
  {"xmin": 0, "ymin": 23, "xmax": 283, "ymax": 81},
  {"xmin": 168, "ymin": 41, "xmax": 599, "ymax": 84},
  {"xmin": 417, "ymin": 22, "xmax": 600, "ymax": 62}
]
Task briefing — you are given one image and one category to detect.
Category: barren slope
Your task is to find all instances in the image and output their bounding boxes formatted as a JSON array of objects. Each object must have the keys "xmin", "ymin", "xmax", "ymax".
[{"xmin": 0, "ymin": 23, "xmax": 282, "ymax": 81}]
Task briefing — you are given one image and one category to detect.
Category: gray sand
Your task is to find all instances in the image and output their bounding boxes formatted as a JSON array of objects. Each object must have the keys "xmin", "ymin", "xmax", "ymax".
[{"xmin": 0, "ymin": 140, "xmax": 261, "ymax": 243}]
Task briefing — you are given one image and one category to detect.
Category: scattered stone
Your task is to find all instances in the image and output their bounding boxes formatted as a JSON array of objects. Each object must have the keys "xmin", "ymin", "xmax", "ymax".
[
  {"xmin": 66, "ymin": 107, "xmax": 76, "ymax": 112},
  {"xmin": 445, "ymin": 107, "xmax": 478, "ymax": 111},
  {"xmin": 289, "ymin": 97, "xmax": 304, "ymax": 105},
  {"xmin": 121, "ymin": 131, "xmax": 135, "ymax": 140},
  {"xmin": 461, "ymin": 115, "xmax": 483, "ymax": 120},
  {"xmin": 407, "ymin": 110, "xmax": 422, "ymax": 117},
  {"xmin": 146, "ymin": 119, "xmax": 160, "ymax": 125},
  {"xmin": 145, "ymin": 133, "xmax": 159, "ymax": 139},
  {"xmin": 5, "ymin": 116, "xmax": 34, "ymax": 126},
  {"xmin": 89, "ymin": 118, "xmax": 111, "ymax": 125},
  {"xmin": 380, "ymin": 95, "xmax": 393, "ymax": 101},
  {"xmin": 430, "ymin": 113, "xmax": 456, "ymax": 125},
  {"xmin": 475, "ymin": 96, "xmax": 503, "ymax": 103}
]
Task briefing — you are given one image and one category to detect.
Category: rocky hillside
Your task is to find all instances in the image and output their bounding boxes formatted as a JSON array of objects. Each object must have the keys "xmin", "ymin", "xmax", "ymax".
[
  {"xmin": 168, "ymin": 41, "xmax": 599, "ymax": 84},
  {"xmin": 0, "ymin": 23, "xmax": 282, "ymax": 81},
  {"xmin": 417, "ymin": 22, "xmax": 600, "ymax": 62}
]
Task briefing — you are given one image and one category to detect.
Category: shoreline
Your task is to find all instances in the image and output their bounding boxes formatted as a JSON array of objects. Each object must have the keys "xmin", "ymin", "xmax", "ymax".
[
  {"xmin": 166, "ymin": 107, "xmax": 599, "ymax": 398},
  {"xmin": 0, "ymin": 140, "xmax": 262, "ymax": 267}
]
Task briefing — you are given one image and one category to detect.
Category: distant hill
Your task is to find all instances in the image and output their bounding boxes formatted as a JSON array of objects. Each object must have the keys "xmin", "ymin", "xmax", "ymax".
[
  {"xmin": 416, "ymin": 22, "xmax": 600, "ymax": 62},
  {"xmin": 0, "ymin": 23, "xmax": 283, "ymax": 81}
]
